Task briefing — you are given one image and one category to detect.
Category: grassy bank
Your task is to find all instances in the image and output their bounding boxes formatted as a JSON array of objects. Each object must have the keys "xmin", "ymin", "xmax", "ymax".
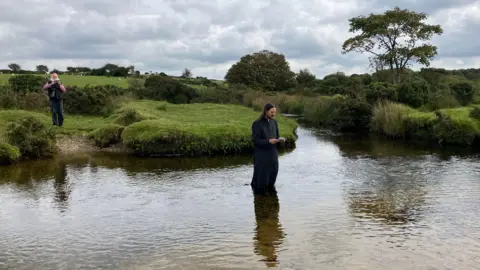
[
  {"xmin": 0, "ymin": 100, "xmax": 298, "ymax": 164},
  {"xmin": 371, "ymin": 101, "xmax": 480, "ymax": 146}
]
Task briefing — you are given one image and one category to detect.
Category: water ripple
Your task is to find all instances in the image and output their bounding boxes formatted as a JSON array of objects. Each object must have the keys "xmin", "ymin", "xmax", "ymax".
[{"xmin": 0, "ymin": 126, "xmax": 479, "ymax": 269}]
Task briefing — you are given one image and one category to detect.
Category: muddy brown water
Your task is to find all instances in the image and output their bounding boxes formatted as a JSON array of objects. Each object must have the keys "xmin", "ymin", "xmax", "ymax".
[{"xmin": 0, "ymin": 124, "xmax": 480, "ymax": 269}]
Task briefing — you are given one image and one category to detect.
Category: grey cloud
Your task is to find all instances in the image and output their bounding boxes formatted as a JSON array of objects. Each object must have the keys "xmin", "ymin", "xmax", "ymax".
[{"xmin": 0, "ymin": 0, "xmax": 479, "ymax": 79}]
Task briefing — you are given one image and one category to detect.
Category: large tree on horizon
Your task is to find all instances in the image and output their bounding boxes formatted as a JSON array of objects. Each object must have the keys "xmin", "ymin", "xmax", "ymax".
[
  {"xmin": 341, "ymin": 7, "xmax": 443, "ymax": 84},
  {"xmin": 225, "ymin": 50, "xmax": 297, "ymax": 91}
]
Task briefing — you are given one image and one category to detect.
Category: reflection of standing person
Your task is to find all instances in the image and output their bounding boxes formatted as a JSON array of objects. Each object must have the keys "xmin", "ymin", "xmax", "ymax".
[
  {"xmin": 253, "ymin": 189, "xmax": 284, "ymax": 267},
  {"xmin": 43, "ymin": 73, "xmax": 66, "ymax": 127},
  {"xmin": 251, "ymin": 103, "xmax": 282, "ymax": 194},
  {"xmin": 54, "ymin": 161, "xmax": 70, "ymax": 212}
]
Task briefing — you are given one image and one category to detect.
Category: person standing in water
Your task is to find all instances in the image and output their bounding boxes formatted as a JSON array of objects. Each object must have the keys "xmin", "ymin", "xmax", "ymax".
[
  {"xmin": 251, "ymin": 103, "xmax": 284, "ymax": 194},
  {"xmin": 43, "ymin": 73, "xmax": 66, "ymax": 127}
]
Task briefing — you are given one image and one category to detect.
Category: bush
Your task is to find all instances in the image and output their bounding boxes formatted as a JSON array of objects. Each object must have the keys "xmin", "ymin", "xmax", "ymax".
[
  {"xmin": 17, "ymin": 91, "xmax": 50, "ymax": 111},
  {"xmin": 432, "ymin": 111, "xmax": 478, "ymax": 146},
  {"xmin": 469, "ymin": 107, "xmax": 480, "ymax": 120},
  {"xmin": 426, "ymin": 83, "xmax": 460, "ymax": 110},
  {"xmin": 192, "ymin": 86, "xmax": 244, "ymax": 104},
  {"xmin": 140, "ymin": 75, "xmax": 199, "ymax": 104},
  {"xmin": 303, "ymin": 95, "xmax": 344, "ymax": 126},
  {"xmin": 88, "ymin": 124, "xmax": 125, "ymax": 148},
  {"xmin": 111, "ymin": 108, "xmax": 147, "ymax": 126},
  {"xmin": 8, "ymin": 74, "xmax": 45, "ymax": 93},
  {"xmin": 5, "ymin": 116, "xmax": 57, "ymax": 158},
  {"xmin": 331, "ymin": 96, "xmax": 372, "ymax": 132},
  {"xmin": 404, "ymin": 112, "xmax": 437, "ymax": 141},
  {"xmin": 364, "ymin": 82, "xmax": 397, "ymax": 104},
  {"xmin": 371, "ymin": 101, "xmax": 413, "ymax": 138},
  {"xmin": 0, "ymin": 86, "xmax": 17, "ymax": 109},
  {"xmin": 397, "ymin": 78, "xmax": 431, "ymax": 108},
  {"xmin": 450, "ymin": 81, "xmax": 475, "ymax": 105},
  {"xmin": 62, "ymin": 85, "xmax": 118, "ymax": 116},
  {"xmin": 0, "ymin": 142, "xmax": 21, "ymax": 165}
]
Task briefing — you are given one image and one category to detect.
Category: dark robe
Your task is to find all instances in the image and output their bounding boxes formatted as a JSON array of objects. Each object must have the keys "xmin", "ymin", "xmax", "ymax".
[{"xmin": 251, "ymin": 117, "xmax": 280, "ymax": 194}]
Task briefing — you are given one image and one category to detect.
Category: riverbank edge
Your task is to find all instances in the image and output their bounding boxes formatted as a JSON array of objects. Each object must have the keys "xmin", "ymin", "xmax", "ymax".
[{"xmin": 1, "ymin": 124, "xmax": 299, "ymax": 166}]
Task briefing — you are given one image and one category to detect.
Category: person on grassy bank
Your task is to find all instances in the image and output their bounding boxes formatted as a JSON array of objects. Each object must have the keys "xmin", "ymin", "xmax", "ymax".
[
  {"xmin": 43, "ymin": 73, "xmax": 66, "ymax": 127},
  {"xmin": 251, "ymin": 103, "xmax": 286, "ymax": 194}
]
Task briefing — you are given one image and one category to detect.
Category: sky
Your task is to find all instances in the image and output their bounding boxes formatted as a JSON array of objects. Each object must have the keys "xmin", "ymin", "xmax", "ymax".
[{"xmin": 0, "ymin": 0, "xmax": 479, "ymax": 80}]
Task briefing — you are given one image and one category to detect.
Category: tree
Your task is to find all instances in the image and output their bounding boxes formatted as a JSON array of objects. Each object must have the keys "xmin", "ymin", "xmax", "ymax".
[
  {"xmin": 181, "ymin": 68, "xmax": 192, "ymax": 78},
  {"xmin": 225, "ymin": 50, "xmax": 297, "ymax": 91},
  {"xmin": 341, "ymin": 7, "xmax": 443, "ymax": 84},
  {"xmin": 8, "ymin": 63, "xmax": 21, "ymax": 72},
  {"xmin": 36, "ymin": 65, "xmax": 49, "ymax": 73},
  {"xmin": 296, "ymin": 68, "xmax": 316, "ymax": 85}
]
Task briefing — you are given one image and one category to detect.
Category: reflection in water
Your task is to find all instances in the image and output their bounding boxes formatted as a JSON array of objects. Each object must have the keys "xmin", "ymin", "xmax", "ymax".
[
  {"xmin": 53, "ymin": 161, "xmax": 70, "ymax": 212},
  {"xmin": 1, "ymin": 126, "xmax": 480, "ymax": 269},
  {"xmin": 253, "ymin": 189, "xmax": 284, "ymax": 267}
]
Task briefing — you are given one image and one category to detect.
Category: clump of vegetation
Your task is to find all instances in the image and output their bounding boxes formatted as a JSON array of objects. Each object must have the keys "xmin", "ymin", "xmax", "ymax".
[
  {"xmin": 62, "ymin": 85, "xmax": 121, "ymax": 116},
  {"xmin": 138, "ymin": 75, "xmax": 199, "ymax": 104},
  {"xmin": 111, "ymin": 108, "xmax": 147, "ymax": 126},
  {"xmin": 0, "ymin": 142, "xmax": 21, "ymax": 165},
  {"xmin": 88, "ymin": 124, "xmax": 125, "ymax": 148},
  {"xmin": 5, "ymin": 116, "xmax": 57, "ymax": 158},
  {"xmin": 469, "ymin": 107, "xmax": 480, "ymax": 120},
  {"xmin": 432, "ymin": 111, "xmax": 479, "ymax": 146},
  {"xmin": 371, "ymin": 101, "xmax": 413, "ymax": 138},
  {"xmin": 120, "ymin": 101, "xmax": 298, "ymax": 156}
]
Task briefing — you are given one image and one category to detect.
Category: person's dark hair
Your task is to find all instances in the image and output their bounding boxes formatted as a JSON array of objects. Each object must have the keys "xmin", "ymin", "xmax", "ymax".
[{"xmin": 258, "ymin": 103, "xmax": 275, "ymax": 120}]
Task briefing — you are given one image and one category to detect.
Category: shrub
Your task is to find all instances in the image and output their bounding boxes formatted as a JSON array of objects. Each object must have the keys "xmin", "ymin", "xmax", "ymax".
[
  {"xmin": 426, "ymin": 83, "xmax": 460, "ymax": 110},
  {"xmin": 371, "ymin": 101, "xmax": 413, "ymax": 138},
  {"xmin": 88, "ymin": 124, "xmax": 125, "ymax": 148},
  {"xmin": 192, "ymin": 86, "xmax": 244, "ymax": 104},
  {"xmin": 364, "ymin": 82, "xmax": 397, "ymax": 104},
  {"xmin": 17, "ymin": 91, "xmax": 50, "ymax": 111},
  {"xmin": 8, "ymin": 74, "xmax": 45, "ymax": 93},
  {"xmin": 404, "ymin": 112, "xmax": 437, "ymax": 141},
  {"xmin": 111, "ymin": 108, "xmax": 147, "ymax": 126},
  {"xmin": 6, "ymin": 116, "xmax": 57, "ymax": 158},
  {"xmin": 0, "ymin": 86, "xmax": 17, "ymax": 109},
  {"xmin": 62, "ymin": 85, "xmax": 117, "ymax": 116},
  {"xmin": 432, "ymin": 111, "xmax": 478, "ymax": 146},
  {"xmin": 303, "ymin": 95, "xmax": 344, "ymax": 126},
  {"xmin": 277, "ymin": 95, "xmax": 306, "ymax": 114},
  {"xmin": 140, "ymin": 75, "xmax": 198, "ymax": 104},
  {"xmin": 397, "ymin": 78, "xmax": 431, "ymax": 108},
  {"xmin": 0, "ymin": 142, "xmax": 21, "ymax": 165},
  {"xmin": 331, "ymin": 96, "xmax": 372, "ymax": 132},
  {"xmin": 450, "ymin": 81, "xmax": 475, "ymax": 106},
  {"xmin": 469, "ymin": 107, "xmax": 480, "ymax": 120}
]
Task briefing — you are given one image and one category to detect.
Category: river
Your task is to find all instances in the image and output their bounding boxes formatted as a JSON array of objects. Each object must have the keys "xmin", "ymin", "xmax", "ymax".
[{"xmin": 0, "ymin": 124, "xmax": 480, "ymax": 269}]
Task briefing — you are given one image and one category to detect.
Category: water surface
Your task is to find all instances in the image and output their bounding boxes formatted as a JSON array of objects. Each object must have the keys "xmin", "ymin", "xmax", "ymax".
[{"xmin": 1, "ymin": 125, "xmax": 480, "ymax": 269}]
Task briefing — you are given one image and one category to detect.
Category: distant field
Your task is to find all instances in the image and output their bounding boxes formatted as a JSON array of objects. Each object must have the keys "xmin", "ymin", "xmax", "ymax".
[
  {"xmin": 0, "ymin": 74, "xmax": 132, "ymax": 88},
  {"xmin": 0, "ymin": 74, "xmax": 226, "ymax": 89}
]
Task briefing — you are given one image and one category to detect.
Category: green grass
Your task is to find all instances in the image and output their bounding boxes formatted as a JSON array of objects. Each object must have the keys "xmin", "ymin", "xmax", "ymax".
[
  {"xmin": 0, "ymin": 100, "xmax": 298, "ymax": 156},
  {"xmin": 0, "ymin": 74, "xmax": 132, "ymax": 88},
  {"xmin": 118, "ymin": 100, "xmax": 298, "ymax": 155},
  {"xmin": 370, "ymin": 101, "xmax": 480, "ymax": 146},
  {"xmin": 0, "ymin": 74, "xmax": 227, "ymax": 90}
]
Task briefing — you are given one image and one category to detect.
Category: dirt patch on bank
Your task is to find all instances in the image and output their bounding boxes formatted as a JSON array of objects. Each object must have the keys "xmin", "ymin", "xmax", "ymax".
[{"xmin": 56, "ymin": 135, "xmax": 128, "ymax": 155}]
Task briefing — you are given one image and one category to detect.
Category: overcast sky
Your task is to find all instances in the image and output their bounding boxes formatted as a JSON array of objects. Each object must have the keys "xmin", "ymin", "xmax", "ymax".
[{"xmin": 0, "ymin": 0, "xmax": 478, "ymax": 79}]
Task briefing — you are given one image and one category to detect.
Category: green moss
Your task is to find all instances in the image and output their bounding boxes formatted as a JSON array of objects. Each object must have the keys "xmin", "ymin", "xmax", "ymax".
[
  {"xmin": 0, "ymin": 142, "xmax": 21, "ymax": 165},
  {"xmin": 88, "ymin": 124, "xmax": 125, "ymax": 148}
]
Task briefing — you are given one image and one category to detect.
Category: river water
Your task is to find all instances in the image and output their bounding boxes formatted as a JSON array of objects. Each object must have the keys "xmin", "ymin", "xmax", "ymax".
[{"xmin": 1, "ymin": 124, "xmax": 480, "ymax": 269}]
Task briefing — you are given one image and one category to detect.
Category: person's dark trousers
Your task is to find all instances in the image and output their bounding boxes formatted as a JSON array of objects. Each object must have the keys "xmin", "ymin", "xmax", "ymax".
[{"xmin": 50, "ymin": 98, "xmax": 64, "ymax": 126}]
